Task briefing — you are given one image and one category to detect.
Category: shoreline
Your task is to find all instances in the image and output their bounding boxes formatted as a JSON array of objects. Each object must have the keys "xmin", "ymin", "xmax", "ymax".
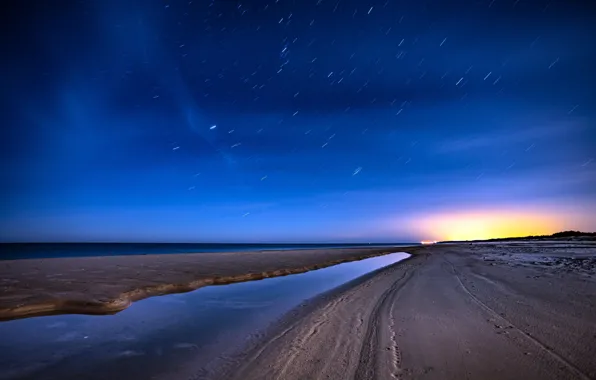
[
  {"xmin": 1, "ymin": 241, "xmax": 594, "ymax": 379},
  {"xmin": 206, "ymin": 251, "xmax": 423, "ymax": 380},
  {"xmin": 208, "ymin": 250, "xmax": 426, "ymax": 380},
  {"xmin": 0, "ymin": 243, "xmax": 417, "ymax": 261},
  {"xmin": 0, "ymin": 246, "xmax": 418, "ymax": 321}
]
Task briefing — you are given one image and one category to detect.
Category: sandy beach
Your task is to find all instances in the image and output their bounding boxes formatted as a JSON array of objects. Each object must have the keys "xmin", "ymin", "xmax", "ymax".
[
  {"xmin": 213, "ymin": 241, "xmax": 596, "ymax": 380},
  {"xmin": 2, "ymin": 242, "xmax": 595, "ymax": 380}
]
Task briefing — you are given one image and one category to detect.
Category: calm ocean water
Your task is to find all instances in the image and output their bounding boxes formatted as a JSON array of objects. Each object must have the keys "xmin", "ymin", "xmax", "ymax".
[{"xmin": 0, "ymin": 243, "xmax": 416, "ymax": 260}]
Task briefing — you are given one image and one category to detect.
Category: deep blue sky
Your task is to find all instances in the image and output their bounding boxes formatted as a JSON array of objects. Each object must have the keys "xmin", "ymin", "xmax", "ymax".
[{"xmin": 1, "ymin": 0, "xmax": 595, "ymax": 242}]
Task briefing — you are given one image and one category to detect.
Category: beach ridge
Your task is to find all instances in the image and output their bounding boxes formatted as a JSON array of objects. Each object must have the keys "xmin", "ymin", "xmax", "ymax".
[{"xmin": 0, "ymin": 247, "xmax": 416, "ymax": 321}]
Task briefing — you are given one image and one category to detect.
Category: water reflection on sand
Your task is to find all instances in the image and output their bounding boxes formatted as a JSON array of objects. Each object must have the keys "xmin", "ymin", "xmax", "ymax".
[{"xmin": 0, "ymin": 252, "xmax": 410, "ymax": 380}]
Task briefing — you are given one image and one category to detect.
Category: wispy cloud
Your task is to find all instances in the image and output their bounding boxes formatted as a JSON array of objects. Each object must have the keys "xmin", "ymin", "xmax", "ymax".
[{"xmin": 434, "ymin": 119, "xmax": 586, "ymax": 154}]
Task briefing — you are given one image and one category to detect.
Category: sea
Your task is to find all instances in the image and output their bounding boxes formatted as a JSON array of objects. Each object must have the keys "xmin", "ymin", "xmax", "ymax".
[{"xmin": 0, "ymin": 242, "xmax": 417, "ymax": 260}]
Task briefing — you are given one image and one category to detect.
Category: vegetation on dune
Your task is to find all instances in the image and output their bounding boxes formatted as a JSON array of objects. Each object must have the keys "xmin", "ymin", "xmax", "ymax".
[{"xmin": 443, "ymin": 231, "xmax": 596, "ymax": 243}]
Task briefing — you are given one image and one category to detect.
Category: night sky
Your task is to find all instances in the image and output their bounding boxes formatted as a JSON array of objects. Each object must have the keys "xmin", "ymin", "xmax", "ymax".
[{"xmin": 1, "ymin": 0, "xmax": 595, "ymax": 242}]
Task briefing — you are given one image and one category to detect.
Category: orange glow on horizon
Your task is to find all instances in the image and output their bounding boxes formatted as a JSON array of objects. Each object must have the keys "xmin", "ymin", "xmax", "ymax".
[{"xmin": 413, "ymin": 210, "xmax": 559, "ymax": 241}]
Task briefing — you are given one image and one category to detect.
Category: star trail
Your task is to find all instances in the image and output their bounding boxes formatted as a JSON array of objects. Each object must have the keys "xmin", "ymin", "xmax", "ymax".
[{"xmin": 1, "ymin": 0, "xmax": 595, "ymax": 242}]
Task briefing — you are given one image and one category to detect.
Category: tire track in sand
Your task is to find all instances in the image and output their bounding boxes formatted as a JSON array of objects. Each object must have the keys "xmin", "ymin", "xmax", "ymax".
[
  {"xmin": 444, "ymin": 257, "xmax": 591, "ymax": 380},
  {"xmin": 248, "ymin": 293, "xmax": 349, "ymax": 379},
  {"xmin": 219, "ymin": 254, "xmax": 423, "ymax": 380},
  {"xmin": 388, "ymin": 290, "xmax": 402, "ymax": 379},
  {"xmin": 354, "ymin": 260, "xmax": 421, "ymax": 380}
]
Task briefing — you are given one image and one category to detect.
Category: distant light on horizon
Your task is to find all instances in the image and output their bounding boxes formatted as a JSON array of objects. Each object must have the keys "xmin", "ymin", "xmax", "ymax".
[{"xmin": 412, "ymin": 210, "xmax": 561, "ymax": 241}]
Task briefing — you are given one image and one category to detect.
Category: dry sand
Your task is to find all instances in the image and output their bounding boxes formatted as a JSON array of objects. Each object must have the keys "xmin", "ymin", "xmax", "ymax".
[
  {"xmin": 0, "ymin": 247, "xmax": 406, "ymax": 320},
  {"xmin": 212, "ymin": 241, "xmax": 596, "ymax": 380}
]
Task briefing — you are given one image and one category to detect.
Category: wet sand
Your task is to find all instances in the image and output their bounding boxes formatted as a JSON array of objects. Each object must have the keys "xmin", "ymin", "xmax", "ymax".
[
  {"xmin": 0, "ymin": 247, "xmax": 408, "ymax": 321},
  {"xmin": 214, "ymin": 241, "xmax": 596, "ymax": 380}
]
